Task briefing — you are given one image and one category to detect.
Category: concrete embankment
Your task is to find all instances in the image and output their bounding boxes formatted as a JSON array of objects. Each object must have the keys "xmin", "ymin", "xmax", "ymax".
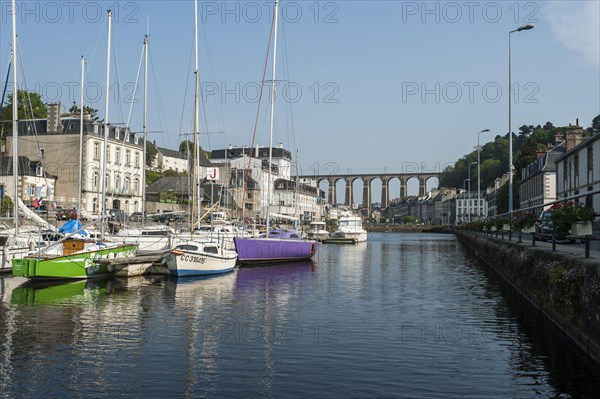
[{"xmin": 456, "ymin": 231, "xmax": 600, "ymax": 364}]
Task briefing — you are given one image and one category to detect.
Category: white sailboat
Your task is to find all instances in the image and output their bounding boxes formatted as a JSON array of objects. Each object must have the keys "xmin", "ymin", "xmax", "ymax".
[
  {"xmin": 107, "ymin": 34, "xmax": 173, "ymax": 253},
  {"xmin": 0, "ymin": 0, "xmax": 57, "ymax": 273},
  {"xmin": 162, "ymin": 0, "xmax": 237, "ymax": 277},
  {"xmin": 11, "ymin": 9, "xmax": 138, "ymax": 280}
]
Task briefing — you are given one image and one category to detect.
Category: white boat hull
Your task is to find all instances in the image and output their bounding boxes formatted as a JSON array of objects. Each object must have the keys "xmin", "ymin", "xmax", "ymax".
[{"xmin": 163, "ymin": 239, "xmax": 237, "ymax": 277}]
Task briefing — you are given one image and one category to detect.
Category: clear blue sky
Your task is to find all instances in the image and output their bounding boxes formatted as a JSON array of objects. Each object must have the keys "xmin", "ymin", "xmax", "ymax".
[{"xmin": 1, "ymin": 1, "xmax": 598, "ymax": 198}]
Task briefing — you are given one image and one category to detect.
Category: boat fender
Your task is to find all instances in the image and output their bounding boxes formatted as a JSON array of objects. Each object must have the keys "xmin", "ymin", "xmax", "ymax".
[
  {"xmin": 310, "ymin": 243, "xmax": 315, "ymax": 255},
  {"xmin": 107, "ymin": 264, "xmax": 114, "ymax": 272},
  {"xmin": 28, "ymin": 240, "xmax": 35, "ymax": 251}
]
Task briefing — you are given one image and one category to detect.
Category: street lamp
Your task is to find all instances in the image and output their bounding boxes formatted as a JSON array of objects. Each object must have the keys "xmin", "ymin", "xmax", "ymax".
[
  {"xmin": 463, "ymin": 178, "xmax": 470, "ymax": 224},
  {"xmin": 468, "ymin": 161, "xmax": 477, "ymax": 223},
  {"xmin": 476, "ymin": 129, "xmax": 490, "ymax": 220},
  {"xmin": 509, "ymin": 23, "xmax": 534, "ymax": 216}
]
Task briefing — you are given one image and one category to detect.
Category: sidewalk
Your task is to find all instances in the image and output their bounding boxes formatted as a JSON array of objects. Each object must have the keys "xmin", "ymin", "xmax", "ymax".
[{"xmin": 479, "ymin": 231, "xmax": 600, "ymax": 261}]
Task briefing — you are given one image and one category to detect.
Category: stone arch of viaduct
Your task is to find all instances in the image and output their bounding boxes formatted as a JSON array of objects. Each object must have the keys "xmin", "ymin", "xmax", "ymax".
[{"xmin": 301, "ymin": 172, "xmax": 441, "ymax": 209}]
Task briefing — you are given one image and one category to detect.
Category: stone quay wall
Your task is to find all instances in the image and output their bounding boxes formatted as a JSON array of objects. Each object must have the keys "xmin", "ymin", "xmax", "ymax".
[{"xmin": 456, "ymin": 231, "xmax": 600, "ymax": 364}]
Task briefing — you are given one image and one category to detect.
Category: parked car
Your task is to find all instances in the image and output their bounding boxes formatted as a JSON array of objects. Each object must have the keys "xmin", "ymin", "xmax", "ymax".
[
  {"xmin": 129, "ymin": 211, "xmax": 152, "ymax": 222},
  {"xmin": 534, "ymin": 210, "xmax": 576, "ymax": 244}
]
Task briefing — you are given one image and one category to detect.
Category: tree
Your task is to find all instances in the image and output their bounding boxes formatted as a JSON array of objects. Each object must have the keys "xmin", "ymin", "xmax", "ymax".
[
  {"xmin": 65, "ymin": 103, "xmax": 99, "ymax": 121},
  {"xmin": 0, "ymin": 195, "xmax": 13, "ymax": 217},
  {"xmin": 179, "ymin": 140, "xmax": 193, "ymax": 158},
  {"xmin": 518, "ymin": 124, "xmax": 534, "ymax": 136},
  {"xmin": 146, "ymin": 141, "xmax": 158, "ymax": 167},
  {"xmin": 0, "ymin": 90, "xmax": 47, "ymax": 134},
  {"xmin": 179, "ymin": 140, "xmax": 210, "ymax": 159},
  {"xmin": 591, "ymin": 114, "xmax": 600, "ymax": 133}
]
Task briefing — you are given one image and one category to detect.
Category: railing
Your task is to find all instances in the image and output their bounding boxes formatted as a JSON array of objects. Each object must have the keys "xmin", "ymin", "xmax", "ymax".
[{"xmin": 457, "ymin": 188, "xmax": 600, "ymax": 259}]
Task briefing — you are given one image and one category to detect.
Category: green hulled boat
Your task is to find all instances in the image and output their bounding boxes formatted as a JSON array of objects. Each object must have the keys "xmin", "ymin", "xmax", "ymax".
[{"xmin": 12, "ymin": 238, "xmax": 138, "ymax": 280}]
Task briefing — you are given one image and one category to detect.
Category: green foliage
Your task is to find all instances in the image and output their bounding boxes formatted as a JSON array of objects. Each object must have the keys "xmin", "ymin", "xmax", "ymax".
[
  {"xmin": 591, "ymin": 114, "xmax": 600, "ymax": 133},
  {"xmin": 0, "ymin": 90, "xmax": 47, "ymax": 133},
  {"xmin": 146, "ymin": 141, "xmax": 158, "ymax": 167},
  {"xmin": 163, "ymin": 169, "xmax": 188, "ymax": 177},
  {"xmin": 549, "ymin": 266, "xmax": 565, "ymax": 285},
  {"xmin": 550, "ymin": 201, "xmax": 595, "ymax": 236},
  {"xmin": 179, "ymin": 140, "xmax": 210, "ymax": 160},
  {"xmin": 402, "ymin": 215, "xmax": 417, "ymax": 224},
  {"xmin": 510, "ymin": 212, "xmax": 537, "ymax": 230},
  {"xmin": 146, "ymin": 170, "xmax": 162, "ymax": 186},
  {"xmin": 0, "ymin": 195, "xmax": 13, "ymax": 215},
  {"xmin": 65, "ymin": 103, "xmax": 99, "ymax": 120}
]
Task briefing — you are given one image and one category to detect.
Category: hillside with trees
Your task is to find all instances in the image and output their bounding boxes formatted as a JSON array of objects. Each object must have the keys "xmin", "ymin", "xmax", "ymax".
[{"xmin": 439, "ymin": 115, "xmax": 599, "ymax": 214}]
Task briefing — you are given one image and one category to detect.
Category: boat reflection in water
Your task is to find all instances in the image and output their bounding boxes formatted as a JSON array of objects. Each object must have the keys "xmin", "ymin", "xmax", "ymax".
[
  {"xmin": 8, "ymin": 277, "xmax": 134, "ymax": 305},
  {"xmin": 164, "ymin": 270, "xmax": 238, "ymax": 302},
  {"xmin": 236, "ymin": 260, "xmax": 316, "ymax": 289}
]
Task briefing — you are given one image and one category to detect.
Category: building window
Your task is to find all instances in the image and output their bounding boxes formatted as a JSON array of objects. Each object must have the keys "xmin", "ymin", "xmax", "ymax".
[
  {"xmin": 68, "ymin": 123, "xmax": 75, "ymax": 131},
  {"xmin": 35, "ymin": 164, "xmax": 43, "ymax": 177},
  {"xmin": 126, "ymin": 150, "xmax": 131, "ymax": 165},
  {"xmin": 134, "ymin": 135, "xmax": 139, "ymax": 145},
  {"xmin": 115, "ymin": 128, "xmax": 120, "ymax": 140},
  {"xmin": 93, "ymin": 124, "xmax": 99, "ymax": 134},
  {"xmin": 115, "ymin": 175, "xmax": 120, "ymax": 193},
  {"xmin": 587, "ymin": 147, "xmax": 593, "ymax": 180},
  {"xmin": 135, "ymin": 153, "xmax": 140, "ymax": 167},
  {"xmin": 28, "ymin": 184, "xmax": 36, "ymax": 196},
  {"xmin": 116, "ymin": 148, "xmax": 121, "ymax": 165},
  {"xmin": 134, "ymin": 177, "xmax": 139, "ymax": 194},
  {"xmin": 93, "ymin": 142, "xmax": 100, "ymax": 160},
  {"xmin": 93, "ymin": 171, "xmax": 99, "ymax": 189},
  {"xmin": 106, "ymin": 145, "xmax": 111, "ymax": 162}
]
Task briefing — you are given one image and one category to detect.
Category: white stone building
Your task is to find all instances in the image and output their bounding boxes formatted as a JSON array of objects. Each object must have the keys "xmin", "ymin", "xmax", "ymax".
[
  {"xmin": 555, "ymin": 123, "xmax": 600, "ymax": 218},
  {"xmin": 8, "ymin": 105, "xmax": 144, "ymax": 216}
]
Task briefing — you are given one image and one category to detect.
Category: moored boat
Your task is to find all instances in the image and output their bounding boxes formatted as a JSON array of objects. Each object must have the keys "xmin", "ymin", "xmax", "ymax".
[
  {"xmin": 234, "ymin": 229, "xmax": 317, "ymax": 264},
  {"xmin": 306, "ymin": 221, "xmax": 330, "ymax": 242},
  {"xmin": 334, "ymin": 213, "xmax": 368, "ymax": 243},
  {"xmin": 162, "ymin": 238, "xmax": 237, "ymax": 277},
  {"xmin": 12, "ymin": 238, "xmax": 138, "ymax": 280}
]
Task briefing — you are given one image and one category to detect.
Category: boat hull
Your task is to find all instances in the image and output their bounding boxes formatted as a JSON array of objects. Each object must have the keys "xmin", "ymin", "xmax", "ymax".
[
  {"xmin": 11, "ymin": 244, "xmax": 138, "ymax": 280},
  {"xmin": 164, "ymin": 250, "xmax": 237, "ymax": 277},
  {"xmin": 234, "ymin": 237, "xmax": 318, "ymax": 264},
  {"xmin": 336, "ymin": 231, "xmax": 368, "ymax": 243}
]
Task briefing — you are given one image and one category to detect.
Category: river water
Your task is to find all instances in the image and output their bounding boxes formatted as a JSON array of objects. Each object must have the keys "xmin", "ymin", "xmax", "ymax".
[{"xmin": 1, "ymin": 233, "xmax": 599, "ymax": 398}]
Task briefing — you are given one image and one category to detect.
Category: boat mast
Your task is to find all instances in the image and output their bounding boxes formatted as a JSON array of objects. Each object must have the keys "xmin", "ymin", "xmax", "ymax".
[
  {"xmin": 266, "ymin": 0, "xmax": 279, "ymax": 237},
  {"xmin": 100, "ymin": 9, "xmax": 112, "ymax": 240},
  {"xmin": 141, "ymin": 34, "xmax": 148, "ymax": 228},
  {"xmin": 190, "ymin": 0, "xmax": 200, "ymax": 234},
  {"xmin": 11, "ymin": 0, "xmax": 18, "ymax": 235},
  {"xmin": 78, "ymin": 56, "xmax": 84, "ymax": 216}
]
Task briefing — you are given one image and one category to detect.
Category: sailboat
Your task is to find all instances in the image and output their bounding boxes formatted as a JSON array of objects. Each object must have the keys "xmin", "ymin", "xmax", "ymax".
[
  {"xmin": 233, "ymin": 0, "xmax": 318, "ymax": 265},
  {"xmin": 107, "ymin": 34, "xmax": 173, "ymax": 253},
  {"xmin": 0, "ymin": 0, "xmax": 59, "ymax": 273},
  {"xmin": 161, "ymin": 0, "xmax": 237, "ymax": 277},
  {"xmin": 11, "ymin": 9, "xmax": 138, "ymax": 280}
]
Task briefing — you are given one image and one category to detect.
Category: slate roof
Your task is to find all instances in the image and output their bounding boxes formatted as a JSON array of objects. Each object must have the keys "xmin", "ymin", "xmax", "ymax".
[
  {"xmin": 17, "ymin": 118, "xmax": 143, "ymax": 147},
  {"xmin": 0, "ymin": 156, "xmax": 58, "ymax": 179}
]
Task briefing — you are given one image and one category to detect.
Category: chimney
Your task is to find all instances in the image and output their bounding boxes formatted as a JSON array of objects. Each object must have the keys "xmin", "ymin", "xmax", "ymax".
[
  {"xmin": 565, "ymin": 122, "xmax": 584, "ymax": 152},
  {"xmin": 47, "ymin": 102, "xmax": 62, "ymax": 134}
]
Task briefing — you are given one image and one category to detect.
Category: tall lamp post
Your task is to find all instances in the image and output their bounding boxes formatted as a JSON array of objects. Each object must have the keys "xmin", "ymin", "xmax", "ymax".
[
  {"xmin": 476, "ymin": 129, "xmax": 490, "ymax": 220},
  {"xmin": 508, "ymin": 24, "xmax": 534, "ymax": 216},
  {"xmin": 463, "ymin": 179, "xmax": 469, "ymax": 224},
  {"xmin": 468, "ymin": 161, "xmax": 477, "ymax": 223}
]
